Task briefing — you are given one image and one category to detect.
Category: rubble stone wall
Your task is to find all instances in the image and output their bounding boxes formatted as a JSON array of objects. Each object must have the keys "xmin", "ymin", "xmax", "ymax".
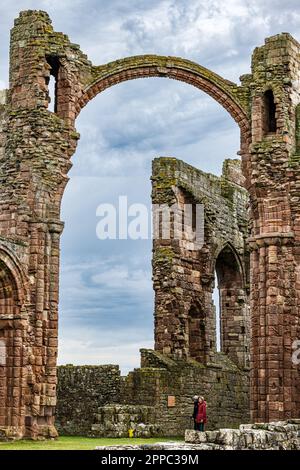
[
  {"xmin": 55, "ymin": 350, "xmax": 249, "ymax": 437},
  {"xmin": 183, "ymin": 420, "xmax": 300, "ymax": 450},
  {"xmin": 55, "ymin": 365, "xmax": 121, "ymax": 436}
]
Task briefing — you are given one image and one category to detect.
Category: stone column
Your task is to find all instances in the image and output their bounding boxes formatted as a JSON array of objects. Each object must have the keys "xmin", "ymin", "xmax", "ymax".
[
  {"xmin": 1, "ymin": 10, "xmax": 85, "ymax": 438},
  {"xmin": 249, "ymin": 34, "xmax": 300, "ymax": 421}
]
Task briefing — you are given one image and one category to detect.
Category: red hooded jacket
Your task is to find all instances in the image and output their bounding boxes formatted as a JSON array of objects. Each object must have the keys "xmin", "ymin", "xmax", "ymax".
[{"xmin": 195, "ymin": 400, "xmax": 207, "ymax": 424}]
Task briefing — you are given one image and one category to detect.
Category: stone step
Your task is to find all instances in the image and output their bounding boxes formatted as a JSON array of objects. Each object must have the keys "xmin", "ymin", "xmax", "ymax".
[{"xmin": 184, "ymin": 421, "xmax": 300, "ymax": 450}]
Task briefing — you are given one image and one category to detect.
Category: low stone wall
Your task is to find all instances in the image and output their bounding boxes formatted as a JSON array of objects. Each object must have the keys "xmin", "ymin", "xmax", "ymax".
[
  {"xmin": 91, "ymin": 405, "xmax": 159, "ymax": 438},
  {"xmin": 96, "ymin": 420, "xmax": 300, "ymax": 450},
  {"xmin": 56, "ymin": 365, "xmax": 121, "ymax": 435}
]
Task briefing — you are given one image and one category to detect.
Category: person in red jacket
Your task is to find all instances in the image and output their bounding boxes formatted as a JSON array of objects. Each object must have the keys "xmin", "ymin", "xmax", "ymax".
[{"xmin": 195, "ymin": 396, "xmax": 207, "ymax": 431}]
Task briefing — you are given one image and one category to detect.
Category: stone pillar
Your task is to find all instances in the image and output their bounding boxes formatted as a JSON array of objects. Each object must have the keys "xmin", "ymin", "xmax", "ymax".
[
  {"xmin": 0, "ymin": 10, "xmax": 88, "ymax": 438},
  {"xmin": 249, "ymin": 34, "xmax": 300, "ymax": 421}
]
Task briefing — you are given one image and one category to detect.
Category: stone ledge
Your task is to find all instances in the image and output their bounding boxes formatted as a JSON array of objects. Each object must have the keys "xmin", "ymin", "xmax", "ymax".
[
  {"xmin": 185, "ymin": 421, "xmax": 300, "ymax": 450},
  {"xmin": 247, "ymin": 232, "xmax": 295, "ymax": 248}
]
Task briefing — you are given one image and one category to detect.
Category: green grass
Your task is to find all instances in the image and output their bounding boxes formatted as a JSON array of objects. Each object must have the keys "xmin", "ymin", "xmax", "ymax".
[{"xmin": 0, "ymin": 436, "xmax": 183, "ymax": 451}]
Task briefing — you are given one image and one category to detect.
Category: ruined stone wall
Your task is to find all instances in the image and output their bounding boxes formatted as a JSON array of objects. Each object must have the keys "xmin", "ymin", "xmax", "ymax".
[
  {"xmin": 152, "ymin": 157, "xmax": 250, "ymax": 369},
  {"xmin": 91, "ymin": 405, "xmax": 158, "ymax": 438},
  {"xmin": 184, "ymin": 421, "xmax": 300, "ymax": 450},
  {"xmin": 54, "ymin": 350, "xmax": 249, "ymax": 437},
  {"xmin": 55, "ymin": 365, "xmax": 121, "ymax": 435},
  {"xmin": 121, "ymin": 349, "xmax": 249, "ymax": 437}
]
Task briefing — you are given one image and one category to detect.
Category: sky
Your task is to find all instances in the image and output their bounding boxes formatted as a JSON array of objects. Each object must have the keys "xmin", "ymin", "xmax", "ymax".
[{"xmin": 1, "ymin": 0, "xmax": 300, "ymax": 373}]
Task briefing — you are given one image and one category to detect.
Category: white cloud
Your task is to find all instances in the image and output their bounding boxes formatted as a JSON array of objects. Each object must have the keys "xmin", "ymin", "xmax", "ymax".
[
  {"xmin": 60, "ymin": 256, "xmax": 153, "ymax": 307},
  {"xmin": 91, "ymin": 266, "xmax": 151, "ymax": 292}
]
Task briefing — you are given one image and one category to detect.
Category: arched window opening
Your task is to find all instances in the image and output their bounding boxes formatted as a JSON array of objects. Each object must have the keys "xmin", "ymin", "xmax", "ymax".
[
  {"xmin": 215, "ymin": 245, "xmax": 249, "ymax": 367},
  {"xmin": 188, "ymin": 304, "xmax": 206, "ymax": 363},
  {"xmin": 46, "ymin": 56, "xmax": 60, "ymax": 113},
  {"xmin": 263, "ymin": 89, "xmax": 277, "ymax": 134},
  {"xmin": 177, "ymin": 187, "xmax": 199, "ymax": 245},
  {"xmin": 47, "ymin": 75, "xmax": 56, "ymax": 113}
]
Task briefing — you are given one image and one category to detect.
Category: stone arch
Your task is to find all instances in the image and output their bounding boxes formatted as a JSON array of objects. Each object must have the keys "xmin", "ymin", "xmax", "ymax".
[
  {"xmin": 214, "ymin": 243, "xmax": 250, "ymax": 367},
  {"xmin": 0, "ymin": 247, "xmax": 28, "ymax": 307},
  {"xmin": 75, "ymin": 55, "xmax": 251, "ymax": 148},
  {"xmin": 70, "ymin": 58, "xmax": 251, "ymax": 367},
  {"xmin": 74, "ymin": 56, "xmax": 252, "ymax": 187},
  {"xmin": 0, "ymin": 248, "xmax": 28, "ymax": 434},
  {"xmin": 214, "ymin": 242, "xmax": 246, "ymax": 285}
]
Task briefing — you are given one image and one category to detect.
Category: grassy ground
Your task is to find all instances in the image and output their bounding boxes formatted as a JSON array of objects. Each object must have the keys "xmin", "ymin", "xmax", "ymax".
[{"xmin": 0, "ymin": 436, "xmax": 183, "ymax": 451}]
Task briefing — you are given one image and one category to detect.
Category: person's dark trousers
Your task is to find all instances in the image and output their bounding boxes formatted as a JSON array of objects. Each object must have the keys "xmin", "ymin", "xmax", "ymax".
[
  {"xmin": 195, "ymin": 422, "xmax": 205, "ymax": 431},
  {"xmin": 194, "ymin": 420, "xmax": 198, "ymax": 431}
]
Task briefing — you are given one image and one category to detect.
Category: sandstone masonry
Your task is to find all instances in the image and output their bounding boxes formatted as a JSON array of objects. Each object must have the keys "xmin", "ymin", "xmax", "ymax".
[{"xmin": 0, "ymin": 10, "xmax": 300, "ymax": 439}]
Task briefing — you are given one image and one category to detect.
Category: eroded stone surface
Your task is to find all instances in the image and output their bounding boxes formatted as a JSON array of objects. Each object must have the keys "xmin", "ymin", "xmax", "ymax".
[{"xmin": 0, "ymin": 10, "xmax": 300, "ymax": 439}]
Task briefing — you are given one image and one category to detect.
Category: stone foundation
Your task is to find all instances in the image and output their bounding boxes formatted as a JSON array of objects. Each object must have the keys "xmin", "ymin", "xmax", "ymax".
[{"xmin": 184, "ymin": 420, "xmax": 300, "ymax": 450}]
